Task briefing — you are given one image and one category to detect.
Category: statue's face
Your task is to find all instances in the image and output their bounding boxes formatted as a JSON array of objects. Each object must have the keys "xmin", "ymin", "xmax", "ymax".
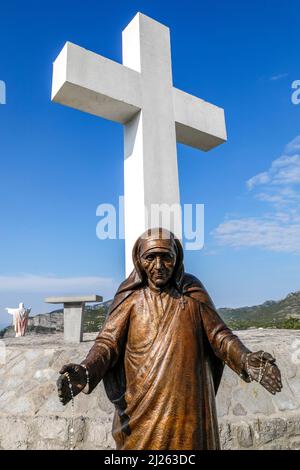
[{"xmin": 140, "ymin": 248, "xmax": 176, "ymax": 289}]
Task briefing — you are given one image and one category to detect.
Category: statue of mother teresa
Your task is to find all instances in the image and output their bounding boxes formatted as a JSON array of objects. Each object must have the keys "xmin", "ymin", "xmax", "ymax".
[{"xmin": 57, "ymin": 228, "xmax": 282, "ymax": 450}]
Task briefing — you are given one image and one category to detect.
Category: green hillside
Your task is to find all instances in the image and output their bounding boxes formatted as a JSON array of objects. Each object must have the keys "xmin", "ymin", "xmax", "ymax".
[
  {"xmin": 218, "ymin": 291, "xmax": 300, "ymax": 329},
  {"xmin": 83, "ymin": 303, "xmax": 110, "ymax": 332}
]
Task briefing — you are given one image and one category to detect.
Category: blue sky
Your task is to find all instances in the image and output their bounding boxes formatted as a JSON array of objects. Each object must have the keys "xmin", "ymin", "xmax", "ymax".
[{"xmin": 0, "ymin": 0, "xmax": 299, "ymax": 327}]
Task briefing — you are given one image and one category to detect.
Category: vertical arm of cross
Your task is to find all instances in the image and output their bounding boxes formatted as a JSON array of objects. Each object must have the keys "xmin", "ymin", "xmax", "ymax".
[{"xmin": 122, "ymin": 14, "xmax": 182, "ymax": 275}]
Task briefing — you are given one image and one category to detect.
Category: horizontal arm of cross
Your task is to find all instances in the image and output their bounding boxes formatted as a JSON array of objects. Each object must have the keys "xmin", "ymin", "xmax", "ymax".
[
  {"xmin": 52, "ymin": 42, "xmax": 141, "ymax": 124},
  {"xmin": 173, "ymin": 88, "xmax": 226, "ymax": 151},
  {"xmin": 52, "ymin": 42, "xmax": 226, "ymax": 151}
]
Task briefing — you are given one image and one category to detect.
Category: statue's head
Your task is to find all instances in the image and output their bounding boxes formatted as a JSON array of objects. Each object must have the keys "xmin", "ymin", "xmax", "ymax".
[{"xmin": 133, "ymin": 228, "xmax": 183, "ymax": 290}]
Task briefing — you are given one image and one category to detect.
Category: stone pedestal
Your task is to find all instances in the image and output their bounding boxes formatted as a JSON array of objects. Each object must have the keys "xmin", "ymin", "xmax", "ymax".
[{"xmin": 45, "ymin": 295, "xmax": 102, "ymax": 343}]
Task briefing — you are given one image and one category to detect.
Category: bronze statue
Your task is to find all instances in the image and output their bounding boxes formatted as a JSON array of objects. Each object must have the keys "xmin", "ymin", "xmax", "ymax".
[{"xmin": 57, "ymin": 228, "xmax": 282, "ymax": 450}]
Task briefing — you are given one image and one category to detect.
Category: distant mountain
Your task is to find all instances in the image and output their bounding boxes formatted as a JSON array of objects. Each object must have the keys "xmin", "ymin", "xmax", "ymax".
[
  {"xmin": 1, "ymin": 291, "xmax": 300, "ymax": 337},
  {"xmin": 218, "ymin": 291, "xmax": 300, "ymax": 329}
]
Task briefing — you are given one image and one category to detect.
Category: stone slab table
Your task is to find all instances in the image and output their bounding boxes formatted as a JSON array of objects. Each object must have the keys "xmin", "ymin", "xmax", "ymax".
[{"xmin": 44, "ymin": 295, "xmax": 103, "ymax": 343}]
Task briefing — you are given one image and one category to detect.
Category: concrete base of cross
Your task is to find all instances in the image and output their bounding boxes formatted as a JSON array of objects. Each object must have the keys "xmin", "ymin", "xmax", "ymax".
[{"xmin": 44, "ymin": 295, "xmax": 103, "ymax": 343}]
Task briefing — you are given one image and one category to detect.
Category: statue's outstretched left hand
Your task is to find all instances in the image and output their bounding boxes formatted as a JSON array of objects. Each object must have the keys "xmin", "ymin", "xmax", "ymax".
[{"xmin": 245, "ymin": 350, "xmax": 282, "ymax": 395}]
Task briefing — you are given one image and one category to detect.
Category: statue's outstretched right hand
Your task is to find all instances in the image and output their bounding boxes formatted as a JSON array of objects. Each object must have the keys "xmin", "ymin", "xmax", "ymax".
[{"xmin": 57, "ymin": 363, "xmax": 87, "ymax": 405}]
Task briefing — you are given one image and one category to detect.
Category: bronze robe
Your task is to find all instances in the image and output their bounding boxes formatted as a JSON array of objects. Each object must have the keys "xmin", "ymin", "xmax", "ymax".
[{"xmin": 82, "ymin": 274, "xmax": 250, "ymax": 450}]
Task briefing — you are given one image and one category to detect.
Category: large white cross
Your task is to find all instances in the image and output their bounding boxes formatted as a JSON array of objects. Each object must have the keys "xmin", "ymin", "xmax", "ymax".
[{"xmin": 51, "ymin": 12, "xmax": 226, "ymax": 275}]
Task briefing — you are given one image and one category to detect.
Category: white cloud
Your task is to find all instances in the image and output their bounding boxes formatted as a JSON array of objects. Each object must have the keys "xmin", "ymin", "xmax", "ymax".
[
  {"xmin": 247, "ymin": 172, "xmax": 270, "ymax": 189},
  {"xmin": 247, "ymin": 153, "xmax": 300, "ymax": 189},
  {"xmin": 214, "ymin": 216, "xmax": 300, "ymax": 253},
  {"xmin": 0, "ymin": 274, "xmax": 116, "ymax": 294},
  {"xmin": 255, "ymin": 187, "xmax": 300, "ymax": 209},
  {"xmin": 272, "ymin": 155, "xmax": 300, "ymax": 185},
  {"xmin": 285, "ymin": 135, "xmax": 300, "ymax": 153},
  {"xmin": 214, "ymin": 135, "xmax": 300, "ymax": 254},
  {"xmin": 269, "ymin": 73, "xmax": 288, "ymax": 81}
]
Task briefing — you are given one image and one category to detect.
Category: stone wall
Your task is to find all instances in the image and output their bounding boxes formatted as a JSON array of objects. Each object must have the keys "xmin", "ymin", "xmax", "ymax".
[
  {"xmin": 217, "ymin": 330, "xmax": 300, "ymax": 450},
  {"xmin": 0, "ymin": 330, "xmax": 299, "ymax": 450}
]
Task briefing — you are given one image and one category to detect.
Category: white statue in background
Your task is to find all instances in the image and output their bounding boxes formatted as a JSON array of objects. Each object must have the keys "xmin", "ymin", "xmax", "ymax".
[{"xmin": 5, "ymin": 303, "xmax": 31, "ymax": 337}]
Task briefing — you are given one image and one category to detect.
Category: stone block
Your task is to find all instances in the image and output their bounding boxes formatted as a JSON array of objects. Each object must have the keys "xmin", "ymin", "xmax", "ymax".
[
  {"xmin": 236, "ymin": 422, "xmax": 253, "ymax": 448},
  {"xmin": 0, "ymin": 418, "xmax": 29, "ymax": 449},
  {"xmin": 37, "ymin": 416, "xmax": 68, "ymax": 441},
  {"xmin": 233, "ymin": 403, "xmax": 247, "ymax": 416},
  {"xmin": 85, "ymin": 420, "xmax": 107, "ymax": 446},
  {"xmin": 252, "ymin": 418, "xmax": 287, "ymax": 446}
]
